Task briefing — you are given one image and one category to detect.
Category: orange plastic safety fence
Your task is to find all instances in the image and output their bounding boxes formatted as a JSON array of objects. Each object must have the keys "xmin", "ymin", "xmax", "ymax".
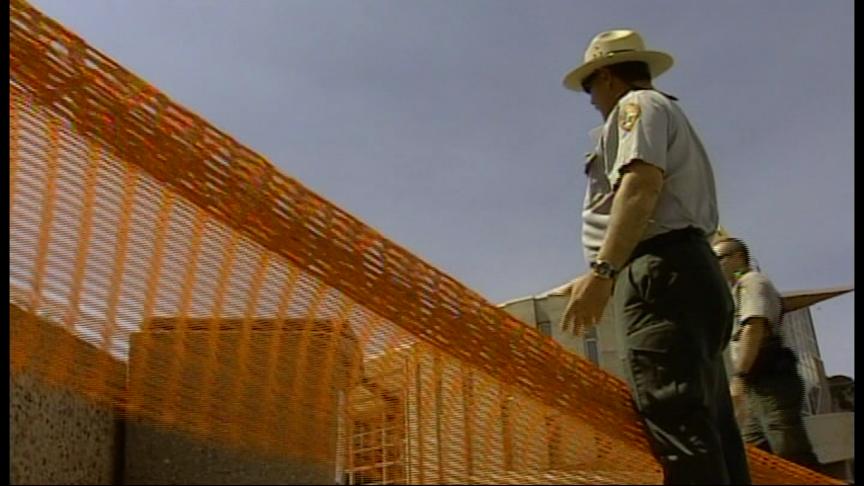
[{"xmin": 9, "ymin": 0, "xmax": 842, "ymax": 484}]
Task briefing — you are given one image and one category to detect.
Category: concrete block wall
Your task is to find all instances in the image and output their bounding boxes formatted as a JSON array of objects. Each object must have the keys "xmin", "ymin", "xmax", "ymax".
[
  {"xmin": 122, "ymin": 319, "xmax": 362, "ymax": 485},
  {"xmin": 11, "ymin": 371, "xmax": 121, "ymax": 485},
  {"xmin": 10, "ymin": 304, "xmax": 123, "ymax": 485},
  {"xmin": 123, "ymin": 420, "xmax": 336, "ymax": 485},
  {"xmin": 11, "ymin": 306, "xmax": 358, "ymax": 485}
]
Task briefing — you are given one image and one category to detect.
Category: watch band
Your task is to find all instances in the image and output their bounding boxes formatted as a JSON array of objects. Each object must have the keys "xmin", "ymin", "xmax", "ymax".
[{"xmin": 590, "ymin": 259, "xmax": 618, "ymax": 279}]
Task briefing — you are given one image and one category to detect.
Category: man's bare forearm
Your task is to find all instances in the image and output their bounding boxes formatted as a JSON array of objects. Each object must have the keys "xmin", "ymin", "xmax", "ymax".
[
  {"xmin": 734, "ymin": 318, "xmax": 766, "ymax": 374},
  {"xmin": 596, "ymin": 162, "xmax": 663, "ymax": 269}
]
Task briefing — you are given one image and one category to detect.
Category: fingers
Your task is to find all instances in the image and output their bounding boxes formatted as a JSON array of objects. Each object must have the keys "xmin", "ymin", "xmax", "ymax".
[
  {"xmin": 572, "ymin": 322, "xmax": 585, "ymax": 336},
  {"xmin": 559, "ymin": 308, "xmax": 573, "ymax": 333},
  {"xmin": 560, "ymin": 298, "xmax": 579, "ymax": 334},
  {"xmin": 560, "ymin": 299, "xmax": 599, "ymax": 337},
  {"xmin": 568, "ymin": 306, "xmax": 592, "ymax": 334},
  {"xmin": 559, "ymin": 286, "xmax": 604, "ymax": 337},
  {"xmin": 560, "ymin": 312, "xmax": 586, "ymax": 337}
]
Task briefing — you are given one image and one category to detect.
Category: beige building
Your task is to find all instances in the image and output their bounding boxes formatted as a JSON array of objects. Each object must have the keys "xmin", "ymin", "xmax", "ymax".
[{"xmin": 499, "ymin": 284, "xmax": 854, "ymax": 482}]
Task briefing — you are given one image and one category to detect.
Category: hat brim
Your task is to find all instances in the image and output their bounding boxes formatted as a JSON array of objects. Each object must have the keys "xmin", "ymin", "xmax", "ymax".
[{"xmin": 563, "ymin": 50, "xmax": 674, "ymax": 92}]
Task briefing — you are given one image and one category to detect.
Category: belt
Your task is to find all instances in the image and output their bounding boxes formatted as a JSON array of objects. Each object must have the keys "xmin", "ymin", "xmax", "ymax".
[{"xmin": 628, "ymin": 227, "xmax": 707, "ymax": 264}]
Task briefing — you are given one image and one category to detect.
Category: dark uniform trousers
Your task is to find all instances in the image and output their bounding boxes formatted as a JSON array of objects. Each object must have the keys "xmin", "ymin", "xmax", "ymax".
[
  {"xmin": 613, "ymin": 228, "xmax": 752, "ymax": 485},
  {"xmin": 743, "ymin": 367, "xmax": 820, "ymax": 468}
]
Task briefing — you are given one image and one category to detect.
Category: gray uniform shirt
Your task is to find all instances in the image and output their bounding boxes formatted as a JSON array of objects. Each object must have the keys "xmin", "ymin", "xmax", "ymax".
[
  {"xmin": 729, "ymin": 270, "xmax": 784, "ymax": 366},
  {"xmin": 581, "ymin": 90, "xmax": 720, "ymax": 263}
]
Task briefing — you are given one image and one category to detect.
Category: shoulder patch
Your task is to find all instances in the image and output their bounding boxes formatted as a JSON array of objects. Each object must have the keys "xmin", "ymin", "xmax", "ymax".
[{"xmin": 619, "ymin": 102, "xmax": 641, "ymax": 132}]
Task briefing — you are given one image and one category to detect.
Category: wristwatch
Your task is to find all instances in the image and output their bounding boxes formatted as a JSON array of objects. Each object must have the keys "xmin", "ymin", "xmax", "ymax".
[{"xmin": 590, "ymin": 259, "xmax": 619, "ymax": 279}]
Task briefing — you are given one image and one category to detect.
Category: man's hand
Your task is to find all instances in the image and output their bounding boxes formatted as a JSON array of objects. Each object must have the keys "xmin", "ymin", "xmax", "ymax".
[
  {"xmin": 559, "ymin": 272, "xmax": 614, "ymax": 336},
  {"xmin": 730, "ymin": 376, "xmax": 749, "ymax": 425}
]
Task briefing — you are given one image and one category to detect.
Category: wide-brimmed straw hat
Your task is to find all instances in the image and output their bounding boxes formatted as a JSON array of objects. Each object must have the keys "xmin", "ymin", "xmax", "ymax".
[{"xmin": 563, "ymin": 29, "xmax": 674, "ymax": 92}]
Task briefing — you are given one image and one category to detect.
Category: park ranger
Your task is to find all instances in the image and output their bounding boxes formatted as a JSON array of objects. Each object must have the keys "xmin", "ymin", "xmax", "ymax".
[
  {"xmin": 556, "ymin": 30, "xmax": 751, "ymax": 484},
  {"xmin": 713, "ymin": 237, "xmax": 820, "ymax": 469}
]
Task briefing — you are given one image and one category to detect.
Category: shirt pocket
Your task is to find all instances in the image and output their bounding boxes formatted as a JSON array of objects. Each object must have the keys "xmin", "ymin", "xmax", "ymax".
[{"xmin": 583, "ymin": 152, "xmax": 613, "ymax": 211}]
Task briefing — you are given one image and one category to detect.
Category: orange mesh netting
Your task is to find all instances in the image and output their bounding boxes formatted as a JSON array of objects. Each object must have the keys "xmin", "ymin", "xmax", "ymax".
[{"xmin": 9, "ymin": 0, "xmax": 843, "ymax": 483}]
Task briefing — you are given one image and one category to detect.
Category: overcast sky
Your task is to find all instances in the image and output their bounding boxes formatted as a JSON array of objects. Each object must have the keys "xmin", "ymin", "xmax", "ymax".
[{"xmin": 29, "ymin": 0, "xmax": 854, "ymax": 378}]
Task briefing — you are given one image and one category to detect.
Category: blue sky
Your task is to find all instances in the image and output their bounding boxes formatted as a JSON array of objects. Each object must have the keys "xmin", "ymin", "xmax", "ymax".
[{"xmin": 28, "ymin": 0, "xmax": 854, "ymax": 378}]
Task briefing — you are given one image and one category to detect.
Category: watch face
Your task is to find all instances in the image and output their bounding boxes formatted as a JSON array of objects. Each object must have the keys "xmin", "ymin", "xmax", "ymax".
[{"xmin": 592, "ymin": 261, "xmax": 615, "ymax": 278}]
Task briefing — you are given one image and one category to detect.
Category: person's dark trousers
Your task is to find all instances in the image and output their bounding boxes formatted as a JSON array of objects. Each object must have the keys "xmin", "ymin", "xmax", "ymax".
[
  {"xmin": 613, "ymin": 228, "xmax": 752, "ymax": 485},
  {"xmin": 743, "ymin": 369, "xmax": 820, "ymax": 469}
]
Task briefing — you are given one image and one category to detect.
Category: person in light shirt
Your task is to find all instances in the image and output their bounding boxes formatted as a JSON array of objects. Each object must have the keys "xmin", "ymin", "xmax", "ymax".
[
  {"xmin": 713, "ymin": 237, "xmax": 820, "ymax": 469},
  {"xmin": 557, "ymin": 29, "xmax": 750, "ymax": 484}
]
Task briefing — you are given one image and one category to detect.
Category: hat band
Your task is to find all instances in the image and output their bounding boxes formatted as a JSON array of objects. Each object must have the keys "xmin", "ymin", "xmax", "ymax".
[{"xmin": 591, "ymin": 48, "xmax": 640, "ymax": 60}]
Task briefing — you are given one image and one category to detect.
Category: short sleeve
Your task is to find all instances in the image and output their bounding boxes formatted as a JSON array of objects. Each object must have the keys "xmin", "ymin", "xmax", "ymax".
[
  {"xmin": 610, "ymin": 92, "xmax": 668, "ymax": 187},
  {"xmin": 737, "ymin": 275, "xmax": 782, "ymax": 328}
]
